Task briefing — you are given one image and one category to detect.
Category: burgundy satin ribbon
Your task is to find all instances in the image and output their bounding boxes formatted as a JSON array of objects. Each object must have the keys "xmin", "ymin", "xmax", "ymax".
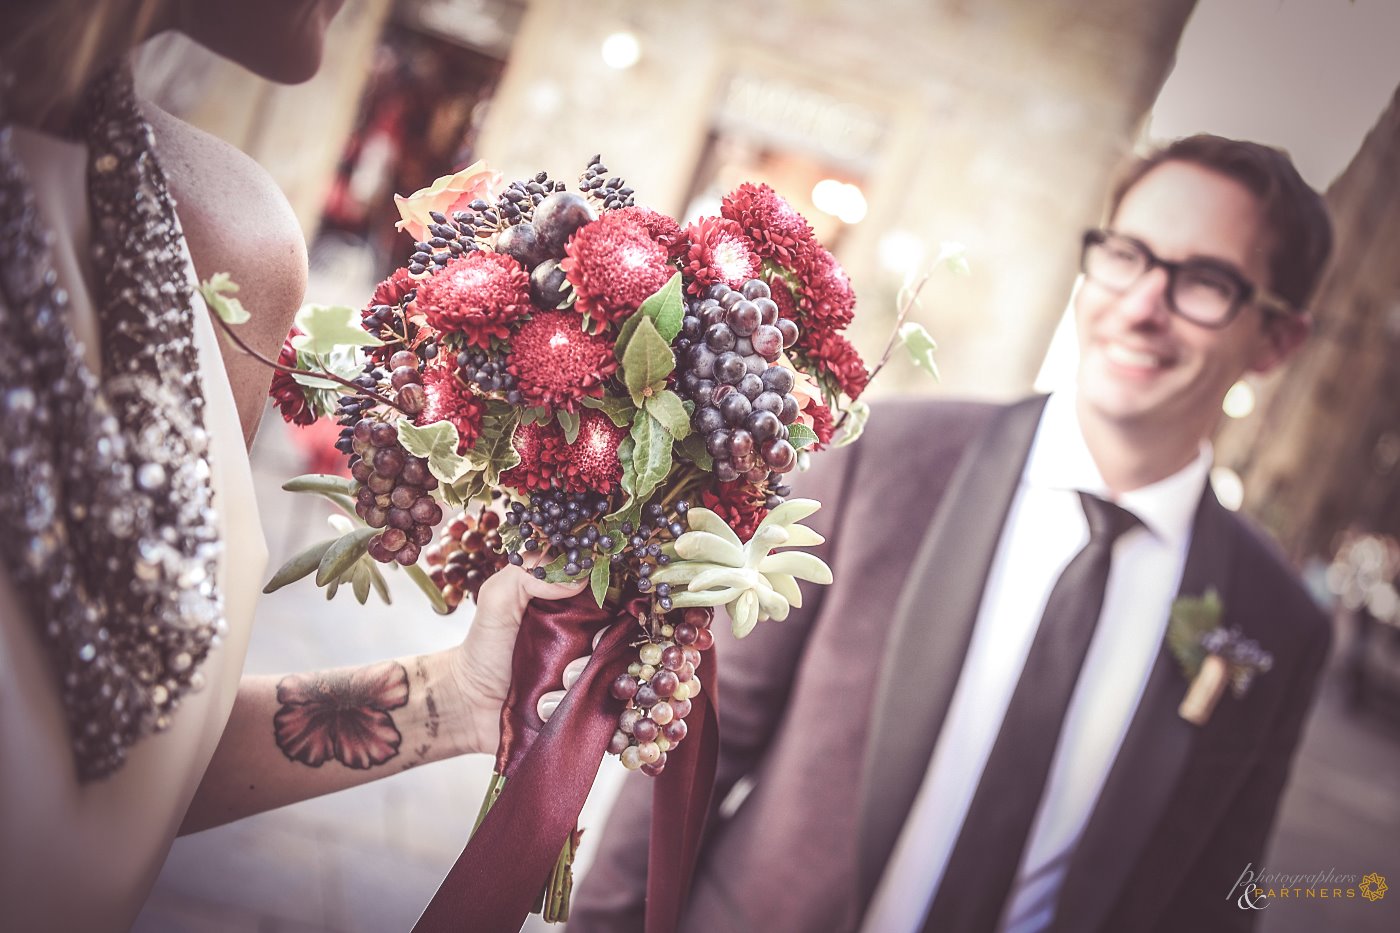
[{"xmin": 414, "ymin": 591, "xmax": 719, "ymax": 933}]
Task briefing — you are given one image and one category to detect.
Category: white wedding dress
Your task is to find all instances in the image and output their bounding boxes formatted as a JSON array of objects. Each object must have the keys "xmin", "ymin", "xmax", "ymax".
[{"xmin": 0, "ymin": 123, "xmax": 268, "ymax": 932}]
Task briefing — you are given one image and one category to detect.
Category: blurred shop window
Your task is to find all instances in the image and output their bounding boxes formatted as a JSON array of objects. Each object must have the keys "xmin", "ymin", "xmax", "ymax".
[{"xmin": 314, "ymin": 0, "xmax": 522, "ymax": 286}]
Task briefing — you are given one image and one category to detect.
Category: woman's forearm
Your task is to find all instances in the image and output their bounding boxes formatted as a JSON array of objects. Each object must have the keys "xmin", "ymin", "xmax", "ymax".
[{"xmin": 181, "ymin": 648, "xmax": 480, "ymax": 834}]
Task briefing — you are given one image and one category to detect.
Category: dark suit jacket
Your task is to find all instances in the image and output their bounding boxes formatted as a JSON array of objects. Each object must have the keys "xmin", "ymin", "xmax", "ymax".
[{"xmin": 570, "ymin": 396, "xmax": 1332, "ymax": 933}]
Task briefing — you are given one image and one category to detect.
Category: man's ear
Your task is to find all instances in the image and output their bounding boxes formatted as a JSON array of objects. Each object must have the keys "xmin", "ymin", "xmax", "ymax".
[{"xmin": 1249, "ymin": 310, "xmax": 1312, "ymax": 375}]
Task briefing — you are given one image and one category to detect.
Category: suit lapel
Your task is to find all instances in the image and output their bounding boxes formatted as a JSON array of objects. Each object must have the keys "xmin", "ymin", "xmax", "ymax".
[
  {"xmin": 1049, "ymin": 488, "xmax": 1238, "ymax": 933},
  {"xmin": 855, "ymin": 396, "xmax": 1047, "ymax": 908}
]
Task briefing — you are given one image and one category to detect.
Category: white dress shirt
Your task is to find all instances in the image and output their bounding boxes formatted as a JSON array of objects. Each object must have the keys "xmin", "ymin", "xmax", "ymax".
[{"xmin": 861, "ymin": 390, "xmax": 1210, "ymax": 933}]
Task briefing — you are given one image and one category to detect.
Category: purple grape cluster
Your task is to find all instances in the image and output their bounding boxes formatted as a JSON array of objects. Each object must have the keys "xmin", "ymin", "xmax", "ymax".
[
  {"xmin": 349, "ymin": 419, "xmax": 443, "ymax": 565},
  {"xmin": 674, "ymin": 278, "xmax": 801, "ymax": 483},
  {"xmin": 607, "ymin": 606, "xmax": 715, "ymax": 776}
]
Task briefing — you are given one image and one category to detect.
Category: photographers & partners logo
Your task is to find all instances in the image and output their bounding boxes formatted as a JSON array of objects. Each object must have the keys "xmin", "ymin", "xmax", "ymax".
[{"xmin": 1228, "ymin": 863, "xmax": 1388, "ymax": 910}]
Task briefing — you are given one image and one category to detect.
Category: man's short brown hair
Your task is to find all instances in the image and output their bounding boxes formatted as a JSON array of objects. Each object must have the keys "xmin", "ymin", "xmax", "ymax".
[{"xmin": 1108, "ymin": 135, "xmax": 1333, "ymax": 310}]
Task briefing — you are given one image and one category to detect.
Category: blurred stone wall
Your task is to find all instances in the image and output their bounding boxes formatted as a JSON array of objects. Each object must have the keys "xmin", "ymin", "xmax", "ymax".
[
  {"xmin": 1216, "ymin": 85, "xmax": 1400, "ymax": 559},
  {"xmin": 475, "ymin": 0, "xmax": 1196, "ymax": 397}
]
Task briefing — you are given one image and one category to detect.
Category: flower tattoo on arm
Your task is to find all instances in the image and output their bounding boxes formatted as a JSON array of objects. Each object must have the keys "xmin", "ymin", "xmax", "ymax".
[{"xmin": 273, "ymin": 661, "xmax": 410, "ymax": 769}]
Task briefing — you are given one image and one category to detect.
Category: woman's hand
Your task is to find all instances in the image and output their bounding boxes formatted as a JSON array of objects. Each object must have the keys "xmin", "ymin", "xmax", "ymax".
[{"xmin": 447, "ymin": 564, "xmax": 586, "ymax": 755}]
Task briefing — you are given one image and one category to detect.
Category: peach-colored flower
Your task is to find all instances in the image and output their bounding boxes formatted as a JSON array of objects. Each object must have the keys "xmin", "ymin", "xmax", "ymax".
[{"xmin": 394, "ymin": 160, "xmax": 503, "ymax": 243}]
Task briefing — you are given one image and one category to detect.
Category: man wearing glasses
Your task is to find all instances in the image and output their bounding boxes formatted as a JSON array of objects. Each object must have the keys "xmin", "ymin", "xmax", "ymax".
[{"xmin": 573, "ymin": 136, "xmax": 1333, "ymax": 933}]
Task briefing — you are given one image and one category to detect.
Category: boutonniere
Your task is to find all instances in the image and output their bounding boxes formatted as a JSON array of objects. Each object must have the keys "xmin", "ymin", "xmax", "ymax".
[{"xmin": 1167, "ymin": 589, "xmax": 1274, "ymax": 726}]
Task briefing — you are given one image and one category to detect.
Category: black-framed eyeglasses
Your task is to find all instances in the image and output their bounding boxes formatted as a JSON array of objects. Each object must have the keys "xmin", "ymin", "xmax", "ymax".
[{"xmin": 1080, "ymin": 229, "xmax": 1296, "ymax": 328}]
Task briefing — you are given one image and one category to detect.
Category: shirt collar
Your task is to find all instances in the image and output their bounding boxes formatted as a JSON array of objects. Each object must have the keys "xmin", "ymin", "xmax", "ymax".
[{"xmin": 1024, "ymin": 390, "xmax": 1212, "ymax": 546}]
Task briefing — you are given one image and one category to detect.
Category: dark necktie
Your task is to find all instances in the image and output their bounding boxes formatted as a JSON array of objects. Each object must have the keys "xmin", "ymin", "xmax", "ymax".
[{"xmin": 920, "ymin": 491, "xmax": 1139, "ymax": 933}]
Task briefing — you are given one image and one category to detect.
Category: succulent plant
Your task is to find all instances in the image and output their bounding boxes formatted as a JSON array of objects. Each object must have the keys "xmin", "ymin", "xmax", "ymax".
[{"xmin": 652, "ymin": 498, "xmax": 832, "ymax": 638}]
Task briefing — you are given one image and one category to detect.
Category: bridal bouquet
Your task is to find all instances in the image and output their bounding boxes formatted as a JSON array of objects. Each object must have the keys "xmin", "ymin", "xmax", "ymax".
[{"xmin": 220, "ymin": 155, "xmax": 946, "ymax": 931}]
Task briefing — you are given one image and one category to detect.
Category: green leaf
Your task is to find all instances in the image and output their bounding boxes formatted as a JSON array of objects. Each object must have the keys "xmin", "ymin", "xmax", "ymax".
[
  {"xmin": 899, "ymin": 322, "xmax": 941, "ymax": 381},
  {"xmin": 590, "ymin": 558, "xmax": 611, "ymax": 608},
  {"xmin": 351, "ymin": 560, "xmax": 371, "ymax": 604},
  {"xmin": 557, "ymin": 409, "xmax": 581, "ymax": 444},
  {"xmin": 935, "ymin": 240, "xmax": 971, "ymax": 277},
  {"xmin": 443, "ymin": 471, "xmax": 490, "ymax": 509},
  {"xmin": 291, "ymin": 345, "xmax": 366, "ymax": 392},
  {"xmin": 405, "ymin": 564, "xmax": 450, "ymax": 615},
  {"xmin": 522, "ymin": 406, "xmax": 552, "ymax": 426},
  {"xmin": 580, "ymin": 394, "xmax": 637, "ymax": 428},
  {"xmin": 292, "ymin": 303, "xmax": 385, "ymax": 355},
  {"xmin": 367, "ymin": 560, "xmax": 392, "ymax": 604},
  {"xmin": 200, "ymin": 273, "xmax": 250, "ymax": 325},
  {"xmin": 614, "ymin": 312, "xmax": 643, "ymax": 363},
  {"xmin": 629, "ymin": 413, "xmax": 673, "ymax": 503},
  {"xmin": 464, "ymin": 407, "xmax": 522, "ymax": 487},
  {"xmin": 677, "ymin": 432, "xmax": 713, "ymax": 471},
  {"xmin": 263, "ymin": 537, "xmax": 337, "ymax": 593},
  {"xmin": 316, "ymin": 527, "xmax": 378, "ymax": 586},
  {"xmin": 635, "ymin": 272, "xmax": 685, "ymax": 343},
  {"xmin": 616, "ymin": 433, "xmax": 638, "ymax": 497},
  {"xmin": 283, "ymin": 474, "xmax": 357, "ymax": 496},
  {"xmin": 620, "ymin": 316, "xmax": 675, "ymax": 407},
  {"xmin": 398, "ymin": 420, "xmax": 472, "ymax": 484},
  {"xmin": 832, "ymin": 399, "xmax": 870, "ymax": 449},
  {"xmin": 787, "ymin": 422, "xmax": 819, "ymax": 450},
  {"xmin": 644, "ymin": 389, "xmax": 691, "ymax": 440}
]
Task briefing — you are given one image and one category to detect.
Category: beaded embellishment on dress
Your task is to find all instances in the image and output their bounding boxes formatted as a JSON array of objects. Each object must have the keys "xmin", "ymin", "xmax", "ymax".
[{"xmin": 0, "ymin": 66, "xmax": 223, "ymax": 780}]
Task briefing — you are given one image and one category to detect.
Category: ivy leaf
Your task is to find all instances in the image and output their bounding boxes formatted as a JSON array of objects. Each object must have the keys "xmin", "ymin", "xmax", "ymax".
[
  {"xmin": 464, "ymin": 407, "xmax": 522, "ymax": 487},
  {"xmin": 935, "ymin": 240, "xmax": 971, "ymax": 277},
  {"xmin": 621, "ymin": 316, "xmax": 675, "ymax": 407},
  {"xmin": 557, "ymin": 409, "xmax": 581, "ymax": 444},
  {"xmin": 397, "ymin": 420, "xmax": 472, "ymax": 484},
  {"xmin": 899, "ymin": 322, "xmax": 941, "ymax": 381},
  {"xmin": 629, "ymin": 413, "xmax": 673, "ymax": 503},
  {"xmin": 292, "ymin": 303, "xmax": 385, "ymax": 355},
  {"xmin": 833, "ymin": 399, "xmax": 870, "ymax": 449},
  {"xmin": 200, "ymin": 273, "xmax": 250, "ymax": 325},
  {"xmin": 677, "ymin": 432, "xmax": 713, "ymax": 471},
  {"xmin": 644, "ymin": 389, "xmax": 691, "ymax": 440},
  {"xmin": 291, "ymin": 345, "xmax": 365, "ymax": 392},
  {"xmin": 635, "ymin": 272, "xmax": 685, "ymax": 343},
  {"xmin": 590, "ymin": 558, "xmax": 611, "ymax": 608},
  {"xmin": 580, "ymin": 394, "xmax": 637, "ymax": 428},
  {"xmin": 787, "ymin": 422, "xmax": 819, "ymax": 450}
]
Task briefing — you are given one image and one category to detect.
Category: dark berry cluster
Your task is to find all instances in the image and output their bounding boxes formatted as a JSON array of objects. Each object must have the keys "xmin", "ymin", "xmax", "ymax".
[
  {"xmin": 349, "ymin": 419, "xmax": 443, "ymax": 565},
  {"xmin": 674, "ymin": 278, "xmax": 802, "ymax": 483},
  {"xmin": 333, "ymin": 367, "xmax": 385, "ymax": 455},
  {"xmin": 424, "ymin": 510, "xmax": 508, "ymax": 609},
  {"xmin": 493, "ymin": 172, "xmax": 570, "ymax": 228},
  {"xmin": 455, "ymin": 346, "xmax": 523, "ymax": 403},
  {"xmin": 362, "ymin": 299, "xmax": 438, "ymax": 370},
  {"xmin": 407, "ymin": 209, "xmax": 477, "ymax": 275},
  {"xmin": 506, "ymin": 489, "xmax": 612, "ymax": 579},
  {"xmin": 578, "ymin": 155, "xmax": 635, "ymax": 211}
]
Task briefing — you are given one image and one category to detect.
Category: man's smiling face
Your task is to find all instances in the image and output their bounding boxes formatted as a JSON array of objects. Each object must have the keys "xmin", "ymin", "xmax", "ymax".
[{"xmin": 1074, "ymin": 159, "xmax": 1299, "ymax": 449}]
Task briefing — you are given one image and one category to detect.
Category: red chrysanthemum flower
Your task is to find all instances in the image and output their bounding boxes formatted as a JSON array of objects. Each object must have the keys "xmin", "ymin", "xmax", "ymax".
[
  {"xmin": 801, "ymin": 331, "xmax": 869, "ymax": 400},
  {"xmin": 612, "ymin": 206, "xmax": 686, "ymax": 260},
  {"xmin": 804, "ymin": 396, "xmax": 836, "ymax": 451},
  {"xmin": 720, "ymin": 182, "xmax": 815, "ymax": 265},
  {"xmin": 556, "ymin": 410, "xmax": 628, "ymax": 494},
  {"xmin": 417, "ymin": 364, "xmax": 487, "ymax": 453},
  {"xmin": 700, "ymin": 479, "xmax": 769, "ymax": 541},
  {"xmin": 678, "ymin": 216, "xmax": 762, "ymax": 298},
  {"xmin": 500, "ymin": 419, "xmax": 568, "ymax": 494},
  {"xmin": 370, "ymin": 267, "xmax": 417, "ymax": 310},
  {"xmin": 506, "ymin": 310, "xmax": 619, "ymax": 412},
  {"xmin": 561, "ymin": 211, "xmax": 675, "ymax": 332},
  {"xmin": 414, "ymin": 251, "xmax": 531, "ymax": 348},
  {"xmin": 269, "ymin": 327, "xmax": 317, "ymax": 426},
  {"xmin": 794, "ymin": 242, "xmax": 856, "ymax": 330}
]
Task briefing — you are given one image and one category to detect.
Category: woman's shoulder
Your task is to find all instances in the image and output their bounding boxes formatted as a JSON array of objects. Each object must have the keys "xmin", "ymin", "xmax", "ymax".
[{"xmin": 143, "ymin": 102, "xmax": 309, "ymax": 441}]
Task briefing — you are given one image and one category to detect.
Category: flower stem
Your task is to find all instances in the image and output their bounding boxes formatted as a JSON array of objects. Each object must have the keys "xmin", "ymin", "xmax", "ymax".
[
  {"xmin": 831, "ymin": 269, "xmax": 933, "ymax": 435},
  {"xmin": 471, "ymin": 771, "xmax": 507, "ymax": 835},
  {"xmin": 211, "ymin": 314, "xmax": 409, "ymax": 414}
]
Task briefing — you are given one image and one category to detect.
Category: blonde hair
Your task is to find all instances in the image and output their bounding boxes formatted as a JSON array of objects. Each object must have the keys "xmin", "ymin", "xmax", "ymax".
[{"xmin": 1, "ymin": 1, "xmax": 168, "ymax": 126}]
